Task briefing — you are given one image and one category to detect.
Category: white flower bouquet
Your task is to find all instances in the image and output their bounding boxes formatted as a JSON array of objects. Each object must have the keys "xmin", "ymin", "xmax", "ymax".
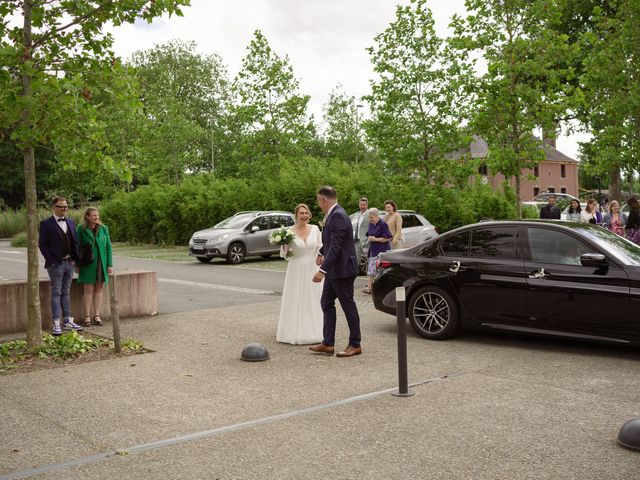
[{"xmin": 269, "ymin": 226, "xmax": 295, "ymax": 258}]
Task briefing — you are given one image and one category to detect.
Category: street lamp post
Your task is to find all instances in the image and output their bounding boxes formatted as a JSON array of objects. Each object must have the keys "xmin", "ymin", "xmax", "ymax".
[
  {"xmin": 355, "ymin": 103, "xmax": 363, "ymax": 164},
  {"xmin": 594, "ymin": 175, "xmax": 602, "ymax": 206}
]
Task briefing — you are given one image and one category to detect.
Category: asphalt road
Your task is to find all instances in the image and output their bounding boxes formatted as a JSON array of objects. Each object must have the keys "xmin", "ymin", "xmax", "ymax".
[{"xmin": 0, "ymin": 240, "xmax": 368, "ymax": 314}]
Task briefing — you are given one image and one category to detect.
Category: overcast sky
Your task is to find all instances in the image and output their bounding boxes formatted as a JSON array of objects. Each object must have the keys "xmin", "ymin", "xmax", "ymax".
[{"xmin": 110, "ymin": 0, "xmax": 586, "ymax": 158}]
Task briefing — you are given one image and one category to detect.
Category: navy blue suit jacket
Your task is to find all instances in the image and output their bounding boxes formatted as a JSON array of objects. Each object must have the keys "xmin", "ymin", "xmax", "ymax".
[
  {"xmin": 319, "ymin": 204, "xmax": 359, "ymax": 280},
  {"xmin": 38, "ymin": 216, "xmax": 79, "ymax": 268}
]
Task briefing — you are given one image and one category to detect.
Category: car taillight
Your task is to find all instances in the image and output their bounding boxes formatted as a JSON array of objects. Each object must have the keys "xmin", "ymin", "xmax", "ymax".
[{"xmin": 377, "ymin": 259, "xmax": 392, "ymax": 269}]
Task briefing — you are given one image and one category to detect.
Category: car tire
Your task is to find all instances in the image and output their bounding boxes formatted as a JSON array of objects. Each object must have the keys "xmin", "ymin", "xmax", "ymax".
[
  {"xmin": 196, "ymin": 257, "xmax": 212, "ymax": 264},
  {"xmin": 359, "ymin": 254, "xmax": 368, "ymax": 276},
  {"xmin": 226, "ymin": 242, "xmax": 246, "ymax": 264},
  {"xmin": 408, "ymin": 286, "xmax": 459, "ymax": 340}
]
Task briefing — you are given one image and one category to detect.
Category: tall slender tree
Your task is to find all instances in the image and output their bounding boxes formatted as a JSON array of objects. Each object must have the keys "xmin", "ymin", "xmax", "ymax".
[
  {"xmin": 229, "ymin": 30, "xmax": 314, "ymax": 175},
  {"xmin": 321, "ymin": 85, "xmax": 366, "ymax": 164},
  {"xmin": 578, "ymin": 1, "xmax": 640, "ymax": 201},
  {"xmin": 365, "ymin": 0, "xmax": 471, "ymax": 182},
  {"xmin": 450, "ymin": 0, "xmax": 577, "ymax": 217},
  {"xmin": 0, "ymin": 0, "xmax": 189, "ymax": 348}
]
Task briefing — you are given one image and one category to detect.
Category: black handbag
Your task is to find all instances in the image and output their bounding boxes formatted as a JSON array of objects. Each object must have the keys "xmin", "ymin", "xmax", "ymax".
[{"xmin": 78, "ymin": 229, "xmax": 96, "ymax": 266}]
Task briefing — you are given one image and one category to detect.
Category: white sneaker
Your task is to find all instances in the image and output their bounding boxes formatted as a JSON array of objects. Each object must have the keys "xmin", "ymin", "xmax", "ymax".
[
  {"xmin": 52, "ymin": 320, "xmax": 62, "ymax": 336},
  {"xmin": 62, "ymin": 317, "xmax": 83, "ymax": 332}
]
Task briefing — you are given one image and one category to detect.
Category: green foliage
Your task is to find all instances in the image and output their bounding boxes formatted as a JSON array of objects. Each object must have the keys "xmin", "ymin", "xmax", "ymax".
[
  {"xmin": 0, "ymin": 207, "xmax": 84, "ymax": 238},
  {"xmin": 101, "ymin": 158, "xmax": 519, "ymax": 244},
  {"xmin": 10, "ymin": 232, "xmax": 27, "ymax": 247},
  {"xmin": 321, "ymin": 85, "xmax": 367, "ymax": 164},
  {"xmin": 578, "ymin": 1, "xmax": 640, "ymax": 184},
  {"xmin": 450, "ymin": 0, "xmax": 577, "ymax": 216},
  {"xmin": 0, "ymin": 332, "xmax": 145, "ymax": 372},
  {"xmin": 129, "ymin": 40, "xmax": 231, "ymax": 184},
  {"xmin": 365, "ymin": 0, "xmax": 471, "ymax": 181},
  {"xmin": 226, "ymin": 30, "xmax": 315, "ymax": 175}
]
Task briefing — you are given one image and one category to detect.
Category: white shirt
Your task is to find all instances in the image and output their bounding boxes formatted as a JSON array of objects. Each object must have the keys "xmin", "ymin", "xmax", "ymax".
[{"xmin": 54, "ymin": 215, "xmax": 68, "ymax": 234}]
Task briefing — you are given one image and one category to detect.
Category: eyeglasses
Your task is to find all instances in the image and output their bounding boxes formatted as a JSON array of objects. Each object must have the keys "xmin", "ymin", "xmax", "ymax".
[{"xmin": 54, "ymin": 205, "xmax": 69, "ymax": 209}]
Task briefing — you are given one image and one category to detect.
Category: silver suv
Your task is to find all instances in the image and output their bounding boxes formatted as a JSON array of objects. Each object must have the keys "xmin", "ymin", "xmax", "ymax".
[{"xmin": 189, "ymin": 211, "xmax": 295, "ymax": 264}]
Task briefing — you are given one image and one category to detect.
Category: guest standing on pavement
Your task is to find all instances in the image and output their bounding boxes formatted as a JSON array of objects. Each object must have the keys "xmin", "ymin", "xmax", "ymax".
[
  {"xmin": 353, "ymin": 197, "xmax": 370, "ymax": 271},
  {"xmin": 384, "ymin": 200, "xmax": 403, "ymax": 249},
  {"xmin": 625, "ymin": 197, "xmax": 640, "ymax": 245},
  {"xmin": 362, "ymin": 208, "xmax": 392, "ymax": 295},
  {"xmin": 539, "ymin": 196, "xmax": 561, "ymax": 219},
  {"xmin": 38, "ymin": 197, "xmax": 83, "ymax": 336},
  {"xmin": 567, "ymin": 199, "xmax": 582, "ymax": 222},
  {"xmin": 580, "ymin": 199, "xmax": 601, "ymax": 224},
  {"xmin": 604, "ymin": 200, "xmax": 626, "ymax": 237},
  {"xmin": 76, "ymin": 207, "xmax": 113, "ymax": 327}
]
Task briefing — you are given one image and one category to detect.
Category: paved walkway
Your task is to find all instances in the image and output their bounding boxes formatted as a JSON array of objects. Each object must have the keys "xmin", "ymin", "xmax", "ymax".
[{"xmin": 1, "ymin": 299, "xmax": 640, "ymax": 479}]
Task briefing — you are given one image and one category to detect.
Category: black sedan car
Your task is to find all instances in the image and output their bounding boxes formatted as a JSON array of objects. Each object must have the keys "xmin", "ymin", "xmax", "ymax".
[{"xmin": 373, "ymin": 220, "xmax": 640, "ymax": 345}]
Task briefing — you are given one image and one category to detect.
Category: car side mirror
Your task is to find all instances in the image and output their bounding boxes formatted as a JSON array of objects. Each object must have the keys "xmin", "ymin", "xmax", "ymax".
[
  {"xmin": 580, "ymin": 253, "xmax": 607, "ymax": 267},
  {"xmin": 250, "ymin": 225, "xmax": 260, "ymax": 233}
]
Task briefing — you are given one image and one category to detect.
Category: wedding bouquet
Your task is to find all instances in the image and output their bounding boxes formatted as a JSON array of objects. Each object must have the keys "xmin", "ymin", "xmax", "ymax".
[{"xmin": 269, "ymin": 226, "xmax": 295, "ymax": 258}]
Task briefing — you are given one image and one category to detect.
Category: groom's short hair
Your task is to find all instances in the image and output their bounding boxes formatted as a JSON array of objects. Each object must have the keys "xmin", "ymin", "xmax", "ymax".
[{"xmin": 317, "ymin": 186, "xmax": 337, "ymax": 200}]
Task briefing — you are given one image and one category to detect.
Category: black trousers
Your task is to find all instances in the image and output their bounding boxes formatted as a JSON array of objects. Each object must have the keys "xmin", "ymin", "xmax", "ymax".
[{"xmin": 320, "ymin": 275, "xmax": 361, "ymax": 347}]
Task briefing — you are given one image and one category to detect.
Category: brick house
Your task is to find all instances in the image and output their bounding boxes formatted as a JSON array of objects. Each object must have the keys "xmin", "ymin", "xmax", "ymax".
[{"xmin": 468, "ymin": 136, "xmax": 580, "ymax": 201}]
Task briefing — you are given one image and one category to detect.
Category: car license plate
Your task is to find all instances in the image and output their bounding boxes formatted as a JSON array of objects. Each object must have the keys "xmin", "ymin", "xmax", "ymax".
[{"xmin": 192, "ymin": 245, "xmax": 204, "ymax": 251}]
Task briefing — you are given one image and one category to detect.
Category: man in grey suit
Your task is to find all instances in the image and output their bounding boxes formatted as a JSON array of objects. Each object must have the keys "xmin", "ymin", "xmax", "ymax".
[{"xmin": 353, "ymin": 197, "xmax": 370, "ymax": 271}]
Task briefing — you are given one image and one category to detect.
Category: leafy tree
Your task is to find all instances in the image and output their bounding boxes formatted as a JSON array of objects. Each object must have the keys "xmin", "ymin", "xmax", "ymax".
[
  {"xmin": 228, "ymin": 30, "xmax": 315, "ymax": 176},
  {"xmin": 578, "ymin": 1, "xmax": 640, "ymax": 201},
  {"xmin": 364, "ymin": 0, "xmax": 471, "ymax": 182},
  {"xmin": 450, "ymin": 0, "xmax": 577, "ymax": 217},
  {"xmin": 129, "ymin": 40, "xmax": 231, "ymax": 183},
  {"xmin": 321, "ymin": 85, "xmax": 367, "ymax": 164},
  {"xmin": 0, "ymin": 0, "xmax": 189, "ymax": 348}
]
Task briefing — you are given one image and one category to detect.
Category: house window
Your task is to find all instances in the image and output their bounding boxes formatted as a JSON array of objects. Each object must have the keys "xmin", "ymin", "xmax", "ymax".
[
  {"xmin": 548, "ymin": 187, "xmax": 555, "ymax": 193},
  {"xmin": 561, "ymin": 187, "xmax": 567, "ymax": 194},
  {"xmin": 561, "ymin": 164, "xmax": 566, "ymax": 178},
  {"xmin": 478, "ymin": 165, "xmax": 488, "ymax": 176},
  {"xmin": 533, "ymin": 187, "xmax": 540, "ymax": 197},
  {"xmin": 533, "ymin": 165, "xmax": 539, "ymax": 177}
]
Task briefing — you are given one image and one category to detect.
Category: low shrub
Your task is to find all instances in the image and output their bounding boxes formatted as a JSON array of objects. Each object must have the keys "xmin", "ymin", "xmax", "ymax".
[{"xmin": 10, "ymin": 231, "xmax": 27, "ymax": 247}]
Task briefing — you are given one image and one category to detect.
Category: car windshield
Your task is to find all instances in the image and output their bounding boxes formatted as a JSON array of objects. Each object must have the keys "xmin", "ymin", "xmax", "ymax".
[
  {"xmin": 214, "ymin": 213, "xmax": 256, "ymax": 229},
  {"xmin": 574, "ymin": 226, "xmax": 640, "ymax": 265}
]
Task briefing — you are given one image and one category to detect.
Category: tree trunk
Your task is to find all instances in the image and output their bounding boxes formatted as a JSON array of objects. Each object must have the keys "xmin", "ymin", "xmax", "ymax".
[
  {"xmin": 515, "ymin": 170, "xmax": 522, "ymax": 219},
  {"xmin": 23, "ymin": 146, "xmax": 42, "ymax": 348},
  {"xmin": 609, "ymin": 166, "xmax": 621, "ymax": 203},
  {"xmin": 22, "ymin": 1, "xmax": 42, "ymax": 348}
]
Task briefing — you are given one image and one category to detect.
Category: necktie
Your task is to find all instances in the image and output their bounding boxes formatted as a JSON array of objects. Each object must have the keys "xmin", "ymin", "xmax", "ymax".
[{"xmin": 57, "ymin": 218, "xmax": 66, "ymax": 222}]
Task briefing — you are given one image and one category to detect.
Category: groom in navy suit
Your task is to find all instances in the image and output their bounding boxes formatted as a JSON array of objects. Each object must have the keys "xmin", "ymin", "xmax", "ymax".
[{"xmin": 310, "ymin": 186, "xmax": 362, "ymax": 357}]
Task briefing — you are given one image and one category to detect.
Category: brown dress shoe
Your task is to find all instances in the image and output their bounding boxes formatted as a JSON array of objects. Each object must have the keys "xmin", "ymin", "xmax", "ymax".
[
  {"xmin": 336, "ymin": 345, "xmax": 362, "ymax": 357},
  {"xmin": 309, "ymin": 343, "xmax": 334, "ymax": 355}
]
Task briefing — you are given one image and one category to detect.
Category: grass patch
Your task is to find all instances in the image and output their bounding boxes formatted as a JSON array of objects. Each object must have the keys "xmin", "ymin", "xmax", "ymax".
[
  {"xmin": 10, "ymin": 231, "xmax": 27, "ymax": 247},
  {"xmin": 0, "ymin": 331, "xmax": 147, "ymax": 375},
  {"xmin": 111, "ymin": 242, "xmax": 288, "ymax": 270}
]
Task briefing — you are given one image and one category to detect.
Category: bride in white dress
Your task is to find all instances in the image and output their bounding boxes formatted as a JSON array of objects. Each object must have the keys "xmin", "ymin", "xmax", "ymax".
[{"xmin": 276, "ymin": 204, "xmax": 324, "ymax": 344}]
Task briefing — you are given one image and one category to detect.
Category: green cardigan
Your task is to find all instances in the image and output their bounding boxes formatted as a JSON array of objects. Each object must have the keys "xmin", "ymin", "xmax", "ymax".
[{"xmin": 76, "ymin": 224, "xmax": 113, "ymax": 284}]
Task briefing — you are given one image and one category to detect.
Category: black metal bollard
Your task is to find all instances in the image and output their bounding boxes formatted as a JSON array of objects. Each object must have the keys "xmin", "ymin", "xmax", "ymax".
[{"xmin": 392, "ymin": 287, "xmax": 414, "ymax": 397}]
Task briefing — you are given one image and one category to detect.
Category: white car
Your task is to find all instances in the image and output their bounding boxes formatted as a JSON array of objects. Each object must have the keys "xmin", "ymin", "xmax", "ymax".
[{"xmin": 350, "ymin": 209, "xmax": 438, "ymax": 273}]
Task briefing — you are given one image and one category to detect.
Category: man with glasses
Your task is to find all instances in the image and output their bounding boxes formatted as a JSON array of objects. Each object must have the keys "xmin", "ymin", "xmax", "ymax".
[{"xmin": 38, "ymin": 197, "xmax": 83, "ymax": 335}]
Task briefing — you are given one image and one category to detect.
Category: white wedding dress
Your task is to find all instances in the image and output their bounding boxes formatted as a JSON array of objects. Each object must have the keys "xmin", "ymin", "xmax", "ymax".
[{"xmin": 276, "ymin": 224, "xmax": 324, "ymax": 344}]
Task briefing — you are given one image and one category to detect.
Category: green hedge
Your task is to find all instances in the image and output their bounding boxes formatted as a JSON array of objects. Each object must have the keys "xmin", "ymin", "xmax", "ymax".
[
  {"xmin": 0, "ymin": 208, "xmax": 84, "ymax": 238},
  {"xmin": 100, "ymin": 159, "xmax": 520, "ymax": 245}
]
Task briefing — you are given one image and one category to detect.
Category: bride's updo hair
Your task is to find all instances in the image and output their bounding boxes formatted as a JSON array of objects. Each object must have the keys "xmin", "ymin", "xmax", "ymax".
[{"xmin": 294, "ymin": 203, "xmax": 312, "ymax": 220}]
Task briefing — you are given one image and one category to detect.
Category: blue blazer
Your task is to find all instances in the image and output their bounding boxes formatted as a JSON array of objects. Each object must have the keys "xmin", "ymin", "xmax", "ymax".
[
  {"xmin": 38, "ymin": 216, "xmax": 79, "ymax": 268},
  {"xmin": 319, "ymin": 204, "xmax": 359, "ymax": 280}
]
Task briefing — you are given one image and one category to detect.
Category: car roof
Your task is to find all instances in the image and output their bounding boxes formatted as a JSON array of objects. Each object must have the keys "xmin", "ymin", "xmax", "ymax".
[
  {"xmin": 441, "ymin": 219, "xmax": 602, "ymax": 237},
  {"xmin": 234, "ymin": 211, "xmax": 293, "ymax": 217}
]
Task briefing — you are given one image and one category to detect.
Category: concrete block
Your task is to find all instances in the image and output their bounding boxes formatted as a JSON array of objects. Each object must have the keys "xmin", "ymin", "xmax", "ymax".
[{"xmin": 0, "ymin": 270, "xmax": 157, "ymax": 335}]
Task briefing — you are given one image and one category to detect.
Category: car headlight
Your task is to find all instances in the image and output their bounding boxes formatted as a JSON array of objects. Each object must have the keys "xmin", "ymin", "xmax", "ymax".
[{"xmin": 210, "ymin": 234, "xmax": 229, "ymax": 244}]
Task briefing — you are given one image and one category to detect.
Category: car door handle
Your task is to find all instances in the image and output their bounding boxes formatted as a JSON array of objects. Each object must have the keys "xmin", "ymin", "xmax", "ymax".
[
  {"xmin": 528, "ymin": 268, "xmax": 548, "ymax": 279},
  {"xmin": 449, "ymin": 261, "xmax": 468, "ymax": 273}
]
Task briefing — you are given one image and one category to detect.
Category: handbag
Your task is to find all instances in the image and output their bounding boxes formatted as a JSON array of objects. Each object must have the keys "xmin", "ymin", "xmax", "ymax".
[{"xmin": 78, "ymin": 228, "xmax": 97, "ymax": 266}]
